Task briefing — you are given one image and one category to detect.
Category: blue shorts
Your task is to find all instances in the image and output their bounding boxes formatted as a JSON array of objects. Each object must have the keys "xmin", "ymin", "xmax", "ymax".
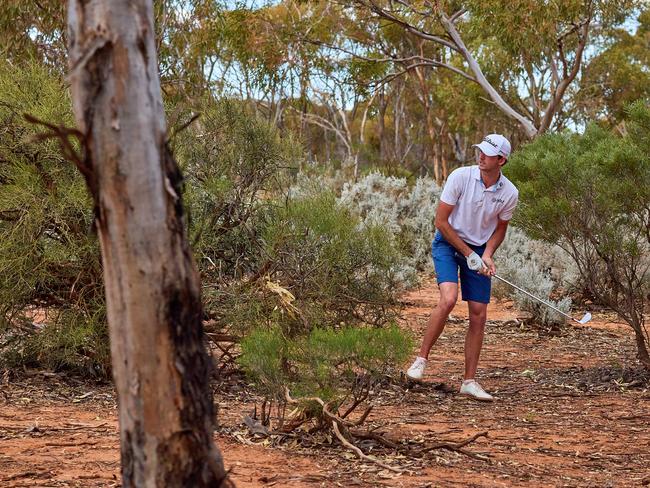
[{"xmin": 431, "ymin": 232, "xmax": 492, "ymax": 304}]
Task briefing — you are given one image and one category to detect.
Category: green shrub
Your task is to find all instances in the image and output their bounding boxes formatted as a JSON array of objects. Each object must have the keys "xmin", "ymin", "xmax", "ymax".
[
  {"xmin": 2, "ymin": 303, "xmax": 109, "ymax": 377},
  {"xmin": 239, "ymin": 323, "xmax": 412, "ymax": 402},
  {"xmin": 508, "ymin": 100, "xmax": 650, "ymax": 366},
  {"xmin": 177, "ymin": 98, "xmax": 300, "ymax": 279},
  {"xmin": 175, "ymin": 102, "xmax": 410, "ymax": 338},
  {"xmin": 0, "ymin": 65, "xmax": 410, "ymax": 385},
  {"xmin": 257, "ymin": 192, "xmax": 404, "ymax": 335},
  {"xmin": 0, "ymin": 60, "xmax": 108, "ymax": 376}
]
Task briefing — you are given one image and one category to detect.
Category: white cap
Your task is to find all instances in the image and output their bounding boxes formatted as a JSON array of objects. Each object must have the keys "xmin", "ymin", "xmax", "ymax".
[{"xmin": 473, "ymin": 134, "xmax": 511, "ymax": 158}]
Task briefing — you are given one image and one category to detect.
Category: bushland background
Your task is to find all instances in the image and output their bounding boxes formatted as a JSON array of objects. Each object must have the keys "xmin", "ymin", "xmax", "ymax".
[{"xmin": 0, "ymin": 1, "xmax": 648, "ymax": 486}]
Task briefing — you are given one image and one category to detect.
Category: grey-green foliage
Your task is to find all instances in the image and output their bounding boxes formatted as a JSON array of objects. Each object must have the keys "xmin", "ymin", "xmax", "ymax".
[
  {"xmin": 508, "ymin": 100, "xmax": 650, "ymax": 366},
  {"xmin": 239, "ymin": 324, "xmax": 412, "ymax": 402},
  {"xmin": 493, "ymin": 227, "xmax": 575, "ymax": 326},
  {"xmin": 335, "ymin": 172, "xmax": 576, "ymax": 326},
  {"xmin": 337, "ymin": 172, "xmax": 442, "ymax": 285},
  {"xmin": 0, "ymin": 60, "xmax": 107, "ymax": 376}
]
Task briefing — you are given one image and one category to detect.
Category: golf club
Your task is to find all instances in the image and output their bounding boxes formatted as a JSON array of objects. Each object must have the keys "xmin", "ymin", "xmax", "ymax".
[{"xmin": 493, "ymin": 274, "xmax": 592, "ymax": 325}]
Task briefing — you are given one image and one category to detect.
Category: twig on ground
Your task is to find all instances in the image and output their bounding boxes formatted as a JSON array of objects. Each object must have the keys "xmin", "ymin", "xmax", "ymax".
[
  {"xmin": 354, "ymin": 430, "xmax": 401, "ymax": 450},
  {"xmin": 5, "ymin": 471, "xmax": 47, "ymax": 481},
  {"xmin": 417, "ymin": 431, "xmax": 490, "ymax": 460},
  {"xmin": 44, "ymin": 440, "xmax": 98, "ymax": 447},
  {"xmin": 355, "ymin": 429, "xmax": 489, "ymax": 461},
  {"xmin": 285, "ymin": 387, "xmax": 372, "ymax": 427},
  {"xmin": 332, "ymin": 421, "xmax": 402, "ymax": 473},
  {"xmin": 50, "ymin": 422, "xmax": 109, "ymax": 431}
]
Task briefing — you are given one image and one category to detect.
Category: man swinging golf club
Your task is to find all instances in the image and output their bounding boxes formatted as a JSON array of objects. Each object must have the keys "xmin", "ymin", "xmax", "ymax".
[{"xmin": 406, "ymin": 134, "xmax": 518, "ymax": 401}]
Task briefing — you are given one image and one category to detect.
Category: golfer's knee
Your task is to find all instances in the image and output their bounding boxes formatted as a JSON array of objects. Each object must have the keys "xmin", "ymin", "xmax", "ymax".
[
  {"xmin": 468, "ymin": 304, "xmax": 487, "ymax": 323},
  {"xmin": 438, "ymin": 294, "xmax": 457, "ymax": 313}
]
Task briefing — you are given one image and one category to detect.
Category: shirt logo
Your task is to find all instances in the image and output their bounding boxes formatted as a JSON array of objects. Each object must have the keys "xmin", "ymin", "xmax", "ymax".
[{"xmin": 492, "ymin": 197, "xmax": 505, "ymax": 204}]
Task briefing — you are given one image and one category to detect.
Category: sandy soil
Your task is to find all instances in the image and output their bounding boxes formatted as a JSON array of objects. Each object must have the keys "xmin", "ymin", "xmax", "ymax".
[{"xmin": 1, "ymin": 277, "xmax": 649, "ymax": 487}]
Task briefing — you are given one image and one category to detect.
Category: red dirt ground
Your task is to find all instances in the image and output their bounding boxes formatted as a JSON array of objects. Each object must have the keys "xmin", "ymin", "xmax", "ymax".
[{"xmin": 1, "ymin": 277, "xmax": 649, "ymax": 487}]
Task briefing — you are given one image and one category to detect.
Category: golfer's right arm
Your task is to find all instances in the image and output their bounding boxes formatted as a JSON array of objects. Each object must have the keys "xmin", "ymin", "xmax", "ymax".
[{"xmin": 435, "ymin": 202, "xmax": 474, "ymax": 257}]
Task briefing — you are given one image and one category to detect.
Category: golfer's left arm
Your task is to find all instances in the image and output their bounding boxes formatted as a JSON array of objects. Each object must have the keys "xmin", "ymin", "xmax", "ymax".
[{"xmin": 481, "ymin": 219, "xmax": 510, "ymax": 276}]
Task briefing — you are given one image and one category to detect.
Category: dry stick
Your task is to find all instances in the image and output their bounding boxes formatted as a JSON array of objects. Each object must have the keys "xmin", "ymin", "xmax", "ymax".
[
  {"xmin": 354, "ymin": 431, "xmax": 401, "ymax": 451},
  {"xmin": 284, "ymin": 387, "xmax": 372, "ymax": 427},
  {"xmin": 340, "ymin": 396, "xmax": 369, "ymax": 419},
  {"xmin": 355, "ymin": 430, "xmax": 490, "ymax": 461},
  {"xmin": 418, "ymin": 431, "xmax": 490, "ymax": 460},
  {"xmin": 5, "ymin": 471, "xmax": 46, "ymax": 481},
  {"xmin": 44, "ymin": 441, "xmax": 99, "ymax": 447},
  {"xmin": 331, "ymin": 421, "xmax": 402, "ymax": 474},
  {"xmin": 50, "ymin": 422, "xmax": 109, "ymax": 431},
  {"xmin": 285, "ymin": 388, "xmax": 399, "ymax": 471},
  {"xmin": 286, "ymin": 388, "xmax": 488, "ymax": 461}
]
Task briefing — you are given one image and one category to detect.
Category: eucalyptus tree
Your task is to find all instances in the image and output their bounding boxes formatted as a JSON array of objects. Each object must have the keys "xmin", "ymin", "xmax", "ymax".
[
  {"xmin": 333, "ymin": 0, "xmax": 639, "ymax": 139},
  {"xmin": 67, "ymin": 0, "xmax": 230, "ymax": 485},
  {"xmin": 576, "ymin": 7, "xmax": 650, "ymax": 124},
  {"xmin": 0, "ymin": 0, "xmax": 67, "ymax": 69}
]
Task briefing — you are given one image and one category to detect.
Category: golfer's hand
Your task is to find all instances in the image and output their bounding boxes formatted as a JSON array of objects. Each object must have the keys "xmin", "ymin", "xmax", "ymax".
[
  {"xmin": 466, "ymin": 252, "xmax": 487, "ymax": 273},
  {"xmin": 481, "ymin": 255, "xmax": 496, "ymax": 276}
]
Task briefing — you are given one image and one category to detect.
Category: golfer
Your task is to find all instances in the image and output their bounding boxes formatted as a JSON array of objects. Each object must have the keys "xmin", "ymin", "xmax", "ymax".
[{"xmin": 406, "ymin": 134, "xmax": 518, "ymax": 401}]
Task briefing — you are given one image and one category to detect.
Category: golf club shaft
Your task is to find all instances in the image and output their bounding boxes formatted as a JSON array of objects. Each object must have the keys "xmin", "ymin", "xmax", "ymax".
[{"xmin": 492, "ymin": 274, "xmax": 577, "ymax": 323}]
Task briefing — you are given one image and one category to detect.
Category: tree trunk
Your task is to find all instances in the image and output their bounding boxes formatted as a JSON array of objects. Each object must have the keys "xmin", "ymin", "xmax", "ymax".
[
  {"xmin": 437, "ymin": 10, "xmax": 538, "ymax": 139},
  {"xmin": 634, "ymin": 329, "xmax": 650, "ymax": 369},
  {"xmin": 440, "ymin": 123, "xmax": 449, "ymax": 180},
  {"xmin": 377, "ymin": 88, "xmax": 387, "ymax": 163},
  {"xmin": 410, "ymin": 62, "xmax": 441, "ymax": 182},
  {"xmin": 67, "ymin": 1, "xmax": 230, "ymax": 486}
]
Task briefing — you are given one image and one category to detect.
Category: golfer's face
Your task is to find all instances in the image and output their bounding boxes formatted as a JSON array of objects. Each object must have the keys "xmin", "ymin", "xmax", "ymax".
[{"xmin": 476, "ymin": 149, "xmax": 502, "ymax": 169}]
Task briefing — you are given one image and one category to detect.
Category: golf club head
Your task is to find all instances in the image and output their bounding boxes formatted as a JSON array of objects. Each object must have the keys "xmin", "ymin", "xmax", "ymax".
[{"xmin": 578, "ymin": 312, "xmax": 592, "ymax": 324}]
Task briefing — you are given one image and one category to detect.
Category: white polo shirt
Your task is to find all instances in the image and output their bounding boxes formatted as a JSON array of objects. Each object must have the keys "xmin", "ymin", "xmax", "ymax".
[{"xmin": 439, "ymin": 165, "xmax": 518, "ymax": 246}]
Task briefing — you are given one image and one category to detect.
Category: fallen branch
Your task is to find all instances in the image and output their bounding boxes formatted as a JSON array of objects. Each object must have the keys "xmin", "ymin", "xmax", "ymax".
[
  {"xmin": 49, "ymin": 422, "xmax": 109, "ymax": 431},
  {"xmin": 354, "ymin": 429, "xmax": 489, "ymax": 461},
  {"xmin": 5, "ymin": 471, "xmax": 47, "ymax": 481},
  {"xmin": 205, "ymin": 332, "xmax": 238, "ymax": 343},
  {"xmin": 284, "ymin": 387, "xmax": 372, "ymax": 428},
  {"xmin": 269, "ymin": 389, "xmax": 489, "ymax": 466},
  {"xmin": 354, "ymin": 430, "xmax": 401, "ymax": 450},
  {"xmin": 332, "ymin": 421, "xmax": 402, "ymax": 473},
  {"xmin": 417, "ymin": 431, "xmax": 490, "ymax": 460}
]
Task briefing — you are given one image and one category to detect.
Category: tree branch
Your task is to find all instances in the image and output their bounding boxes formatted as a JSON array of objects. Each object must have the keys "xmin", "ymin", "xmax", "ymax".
[
  {"xmin": 356, "ymin": 0, "xmax": 460, "ymax": 52},
  {"xmin": 435, "ymin": 5, "xmax": 537, "ymax": 138},
  {"xmin": 332, "ymin": 421, "xmax": 402, "ymax": 473},
  {"xmin": 538, "ymin": 13, "xmax": 592, "ymax": 134}
]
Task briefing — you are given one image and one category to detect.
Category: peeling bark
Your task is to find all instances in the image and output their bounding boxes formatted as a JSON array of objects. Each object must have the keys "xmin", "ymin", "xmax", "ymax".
[{"xmin": 67, "ymin": 1, "xmax": 230, "ymax": 485}]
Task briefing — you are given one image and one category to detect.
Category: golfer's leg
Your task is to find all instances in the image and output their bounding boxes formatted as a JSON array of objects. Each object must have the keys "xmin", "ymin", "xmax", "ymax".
[
  {"xmin": 418, "ymin": 282, "xmax": 458, "ymax": 358},
  {"xmin": 464, "ymin": 300, "xmax": 488, "ymax": 380}
]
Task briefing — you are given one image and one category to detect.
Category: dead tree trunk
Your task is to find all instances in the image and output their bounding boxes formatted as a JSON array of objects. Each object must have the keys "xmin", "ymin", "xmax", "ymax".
[{"xmin": 67, "ymin": 1, "xmax": 230, "ymax": 485}]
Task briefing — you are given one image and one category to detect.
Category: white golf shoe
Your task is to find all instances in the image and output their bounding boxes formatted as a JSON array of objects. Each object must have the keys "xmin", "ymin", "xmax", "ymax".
[
  {"xmin": 459, "ymin": 379, "xmax": 494, "ymax": 401},
  {"xmin": 406, "ymin": 356, "xmax": 427, "ymax": 381}
]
